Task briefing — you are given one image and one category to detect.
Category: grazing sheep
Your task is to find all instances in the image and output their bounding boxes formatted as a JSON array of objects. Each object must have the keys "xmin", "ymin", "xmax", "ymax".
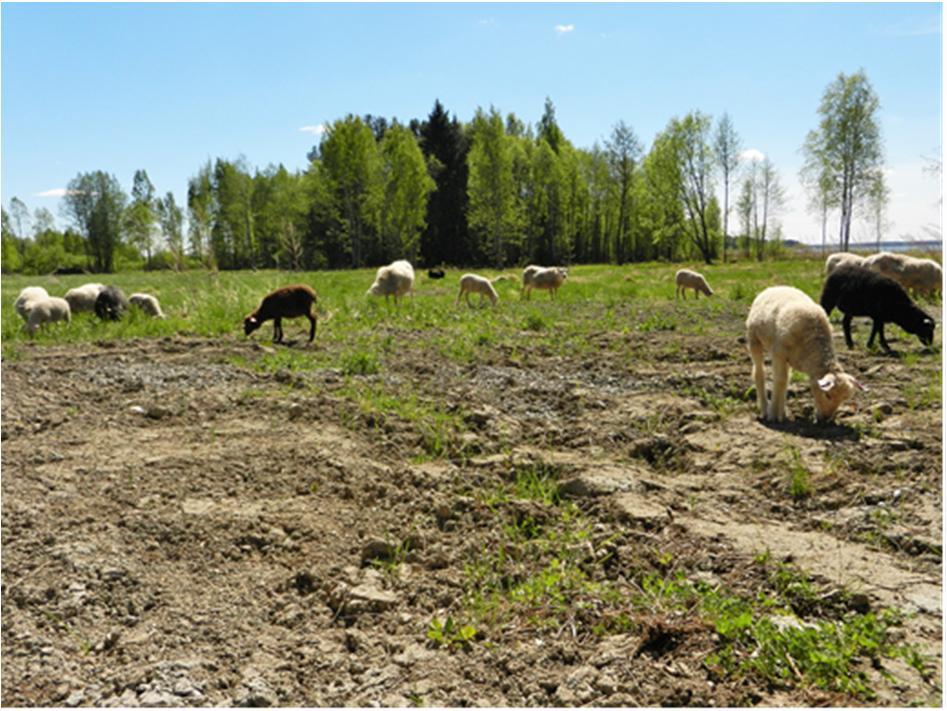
[
  {"xmin": 25, "ymin": 297, "xmax": 71, "ymax": 335},
  {"xmin": 244, "ymin": 284, "xmax": 318, "ymax": 343},
  {"xmin": 863, "ymin": 252, "xmax": 942, "ymax": 298},
  {"xmin": 129, "ymin": 293, "xmax": 166, "ymax": 319},
  {"xmin": 64, "ymin": 283, "xmax": 106, "ymax": 313},
  {"xmin": 746, "ymin": 286, "xmax": 863, "ymax": 423},
  {"xmin": 457, "ymin": 273, "xmax": 499, "ymax": 307},
  {"xmin": 825, "ymin": 252, "xmax": 865, "ymax": 276},
  {"xmin": 367, "ymin": 260, "xmax": 415, "ymax": 303},
  {"xmin": 427, "ymin": 268, "xmax": 446, "ymax": 279},
  {"xmin": 820, "ymin": 264, "xmax": 935, "ymax": 354},
  {"xmin": 675, "ymin": 269, "xmax": 714, "ymax": 299},
  {"xmin": 14, "ymin": 286, "xmax": 49, "ymax": 320},
  {"xmin": 94, "ymin": 285, "xmax": 130, "ymax": 321},
  {"xmin": 522, "ymin": 266, "xmax": 568, "ymax": 300}
]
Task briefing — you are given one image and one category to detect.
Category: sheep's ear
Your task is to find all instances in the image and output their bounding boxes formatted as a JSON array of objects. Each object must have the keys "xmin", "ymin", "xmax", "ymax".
[{"xmin": 817, "ymin": 374, "xmax": 836, "ymax": 392}]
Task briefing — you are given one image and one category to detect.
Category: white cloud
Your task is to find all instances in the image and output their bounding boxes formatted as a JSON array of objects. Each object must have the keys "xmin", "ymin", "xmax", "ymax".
[
  {"xmin": 555, "ymin": 24, "xmax": 574, "ymax": 35},
  {"xmin": 740, "ymin": 148, "xmax": 765, "ymax": 163},
  {"xmin": 298, "ymin": 124, "xmax": 327, "ymax": 136},
  {"xmin": 34, "ymin": 188, "xmax": 77, "ymax": 198}
]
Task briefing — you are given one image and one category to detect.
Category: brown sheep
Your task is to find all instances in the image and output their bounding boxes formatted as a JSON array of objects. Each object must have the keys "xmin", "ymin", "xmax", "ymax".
[{"xmin": 244, "ymin": 285, "xmax": 318, "ymax": 343}]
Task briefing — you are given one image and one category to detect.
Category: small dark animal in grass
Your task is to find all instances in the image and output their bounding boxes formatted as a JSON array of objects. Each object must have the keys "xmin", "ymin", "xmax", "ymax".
[
  {"xmin": 820, "ymin": 264, "xmax": 935, "ymax": 354},
  {"xmin": 428, "ymin": 268, "xmax": 446, "ymax": 279},
  {"xmin": 243, "ymin": 284, "xmax": 318, "ymax": 343},
  {"xmin": 94, "ymin": 285, "xmax": 129, "ymax": 321}
]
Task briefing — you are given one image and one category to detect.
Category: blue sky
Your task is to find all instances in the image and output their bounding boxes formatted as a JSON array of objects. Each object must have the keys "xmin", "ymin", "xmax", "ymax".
[{"xmin": 1, "ymin": 2, "xmax": 942, "ymax": 245}]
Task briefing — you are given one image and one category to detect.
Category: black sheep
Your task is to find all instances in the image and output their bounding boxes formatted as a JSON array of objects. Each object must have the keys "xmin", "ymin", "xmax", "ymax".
[
  {"xmin": 820, "ymin": 264, "xmax": 935, "ymax": 353},
  {"xmin": 94, "ymin": 285, "xmax": 129, "ymax": 321},
  {"xmin": 244, "ymin": 284, "xmax": 318, "ymax": 343},
  {"xmin": 427, "ymin": 268, "xmax": 446, "ymax": 279}
]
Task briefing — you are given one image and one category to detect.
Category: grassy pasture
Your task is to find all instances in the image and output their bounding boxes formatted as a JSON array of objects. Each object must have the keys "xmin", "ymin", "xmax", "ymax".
[{"xmin": 2, "ymin": 258, "xmax": 830, "ymax": 352}]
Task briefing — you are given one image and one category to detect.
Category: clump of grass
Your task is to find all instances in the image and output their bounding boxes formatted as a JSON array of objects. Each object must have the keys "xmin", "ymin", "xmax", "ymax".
[
  {"xmin": 786, "ymin": 448, "xmax": 813, "ymax": 501},
  {"xmin": 427, "ymin": 617, "xmax": 477, "ymax": 649},
  {"xmin": 523, "ymin": 313, "xmax": 547, "ymax": 331},
  {"xmin": 340, "ymin": 350, "xmax": 380, "ymax": 376},
  {"xmin": 638, "ymin": 312, "xmax": 677, "ymax": 332}
]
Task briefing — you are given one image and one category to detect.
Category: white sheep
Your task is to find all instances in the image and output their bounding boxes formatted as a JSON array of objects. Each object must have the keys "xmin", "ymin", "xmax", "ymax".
[
  {"xmin": 64, "ymin": 283, "xmax": 106, "ymax": 313},
  {"xmin": 824, "ymin": 252, "xmax": 865, "ymax": 276},
  {"xmin": 675, "ymin": 269, "xmax": 713, "ymax": 299},
  {"xmin": 863, "ymin": 252, "xmax": 942, "ymax": 298},
  {"xmin": 367, "ymin": 260, "xmax": 415, "ymax": 303},
  {"xmin": 129, "ymin": 292, "xmax": 166, "ymax": 319},
  {"xmin": 457, "ymin": 273, "xmax": 499, "ymax": 307},
  {"xmin": 746, "ymin": 286, "xmax": 862, "ymax": 423},
  {"xmin": 25, "ymin": 297, "xmax": 71, "ymax": 336},
  {"xmin": 14, "ymin": 286, "xmax": 49, "ymax": 320},
  {"xmin": 522, "ymin": 266, "xmax": 568, "ymax": 300}
]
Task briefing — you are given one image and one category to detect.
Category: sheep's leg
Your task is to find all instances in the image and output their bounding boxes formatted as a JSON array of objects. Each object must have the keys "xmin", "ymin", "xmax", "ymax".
[
  {"xmin": 770, "ymin": 356, "xmax": 790, "ymax": 422},
  {"xmin": 307, "ymin": 313, "xmax": 316, "ymax": 342},
  {"xmin": 841, "ymin": 314, "xmax": 855, "ymax": 349},
  {"xmin": 273, "ymin": 318, "xmax": 283, "ymax": 343},
  {"xmin": 749, "ymin": 339, "xmax": 767, "ymax": 419},
  {"xmin": 695, "ymin": 288, "xmax": 699, "ymax": 299},
  {"xmin": 873, "ymin": 321, "xmax": 893, "ymax": 353}
]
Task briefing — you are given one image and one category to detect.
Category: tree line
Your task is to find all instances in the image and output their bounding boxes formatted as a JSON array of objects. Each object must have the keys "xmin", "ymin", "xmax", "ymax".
[{"xmin": 2, "ymin": 71, "xmax": 888, "ymax": 275}]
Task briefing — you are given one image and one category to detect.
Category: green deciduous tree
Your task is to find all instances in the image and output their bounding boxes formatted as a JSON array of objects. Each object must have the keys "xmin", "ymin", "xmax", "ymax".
[
  {"xmin": 713, "ymin": 112, "xmax": 741, "ymax": 262},
  {"xmin": 379, "ymin": 123, "xmax": 435, "ymax": 263},
  {"xmin": 127, "ymin": 169, "xmax": 157, "ymax": 265},
  {"xmin": 62, "ymin": 171, "xmax": 128, "ymax": 273},
  {"xmin": 802, "ymin": 70, "xmax": 885, "ymax": 251},
  {"xmin": 467, "ymin": 106, "xmax": 520, "ymax": 267}
]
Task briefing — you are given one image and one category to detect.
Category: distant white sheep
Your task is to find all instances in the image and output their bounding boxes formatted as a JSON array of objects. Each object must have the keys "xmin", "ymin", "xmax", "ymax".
[
  {"xmin": 457, "ymin": 273, "xmax": 499, "ymax": 307},
  {"xmin": 367, "ymin": 260, "xmax": 415, "ymax": 303},
  {"xmin": 746, "ymin": 286, "xmax": 862, "ymax": 423},
  {"xmin": 675, "ymin": 269, "xmax": 713, "ymax": 299},
  {"xmin": 862, "ymin": 252, "xmax": 942, "ymax": 298},
  {"xmin": 14, "ymin": 286, "xmax": 49, "ymax": 320},
  {"xmin": 522, "ymin": 266, "xmax": 568, "ymax": 300},
  {"xmin": 129, "ymin": 293, "xmax": 166, "ymax": 319},
  {"xmin": 25, "ymin": 297, "xmax": 71, "ymax": 336},
  {"xmin": 825, "ymin": 252, "xmax": 865, "ymax": 276},
  {"xmin": 64, "ymin": 283, "xmax": 106, "ymax": 313}
]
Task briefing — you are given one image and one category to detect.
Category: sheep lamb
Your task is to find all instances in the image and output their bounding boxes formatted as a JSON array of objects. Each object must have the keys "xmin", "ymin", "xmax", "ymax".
[
  {"xmin": 675, "ymin": 269, "xmax": 713, "ymax": 299},
  {"xmin": 522, "ymin": 265, "xmax": 567, "ymax": 300},
  {"xmin": 367, "ymin": 260, "xmax": 415, "ymax": 303},
  {"xmin": 457, "ymin": 273, "xmax": 499, "ymax": 307},
  {"xmin": 25, "ymin": 297, "xmax": 71, "ymax": 335},
  {"xmin": 244, "ymin": 284, "xmax": 318, "ymax": 343},
  {"xmin": 746, "ymin": 286, "xmax": 862, "ymax": 423},
  {"xmin": 824, "ymin": 252, "xmax": 865, "ymax": 276},
  {"xmin": 862, "ymin": 252, "xmax": 942, "ymax": 298},
  {"xmin": 129, "ymin": 292, "xmax": 166, "ymax": 319},
  {"xmin": 15, "ymin": 286, "xmax": 49, "ymax": 320},
  {"xmin": 95, "ymin": 286, "xmax": 129, "ymax": 321},
  {"xmin": 820, "ymin": 264, "xmax": 935, "ymax": 354},
  {"xmin": 64, "ymin": 283, "xmax": 106, "ymax": 313}
]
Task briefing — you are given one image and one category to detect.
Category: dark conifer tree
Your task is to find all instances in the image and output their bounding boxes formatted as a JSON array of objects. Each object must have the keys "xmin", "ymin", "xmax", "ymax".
[{"xmin": 417, "ymin": 100, "xmax": 471, "ymax": 266}]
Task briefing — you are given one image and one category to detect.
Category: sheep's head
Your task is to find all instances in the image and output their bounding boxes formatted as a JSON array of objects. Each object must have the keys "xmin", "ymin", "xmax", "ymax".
[
  {"xmin": 811, "ymin": 372, "xmax": 864, "ymax": 421},
  {"xmin": 913, "ymin": 313, "xmax": 936, "ymax": 347},
  {"xmin": 243, "ymin": 315, "xmax": 261, "ymax": 336}
]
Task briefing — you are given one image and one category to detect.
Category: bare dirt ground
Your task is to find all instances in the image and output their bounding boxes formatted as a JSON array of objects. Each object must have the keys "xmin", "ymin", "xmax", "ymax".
[{"xmin": 1, "ymin": 320, "xmax": 942, "ymax": 706}]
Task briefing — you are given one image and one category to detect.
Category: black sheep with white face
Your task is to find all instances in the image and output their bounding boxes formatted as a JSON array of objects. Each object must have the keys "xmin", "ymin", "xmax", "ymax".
[
  {"xmin": 94, "ymin": 285, "xmax": 129, "ymax": 321},
  {"xmin": 820, "ymin": 264, "xmax": 935, "ymax": 353}
]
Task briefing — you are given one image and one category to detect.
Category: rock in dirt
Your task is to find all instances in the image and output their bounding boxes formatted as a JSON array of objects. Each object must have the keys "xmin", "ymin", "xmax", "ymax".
[
  {"xmin": 559, "ymin": 465, "xmax": 640, "ymax": 497},
  {"xmin": 233, "ymin": 677, "xmax": 278, "ymax": 707},
  {"xmin": 611, "ymin": 492, "xmax": 671, "ymax": 529},
  {"xmin": 361, "ymin": 539, "xmax": 396, "ymax": 564}
]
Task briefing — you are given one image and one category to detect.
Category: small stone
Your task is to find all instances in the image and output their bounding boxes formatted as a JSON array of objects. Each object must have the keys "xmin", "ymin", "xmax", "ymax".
[
  {"xmin": 288, "ymin": 403, "xmax": 304, "ymax": 420},
  {"xmin": 139, "ymin": 689, "xmax": 179, "ymax": 706},
  {"xmin": 361, "ymin": 539, "xmax": 396, "ymax": 564},
  {"xmin": 63, "ymin": 691, "xmax": 84, "ymax": 707},
  {"xmin": 145, "ymin": 405, "xmax": 172, "ymax": 420}
]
